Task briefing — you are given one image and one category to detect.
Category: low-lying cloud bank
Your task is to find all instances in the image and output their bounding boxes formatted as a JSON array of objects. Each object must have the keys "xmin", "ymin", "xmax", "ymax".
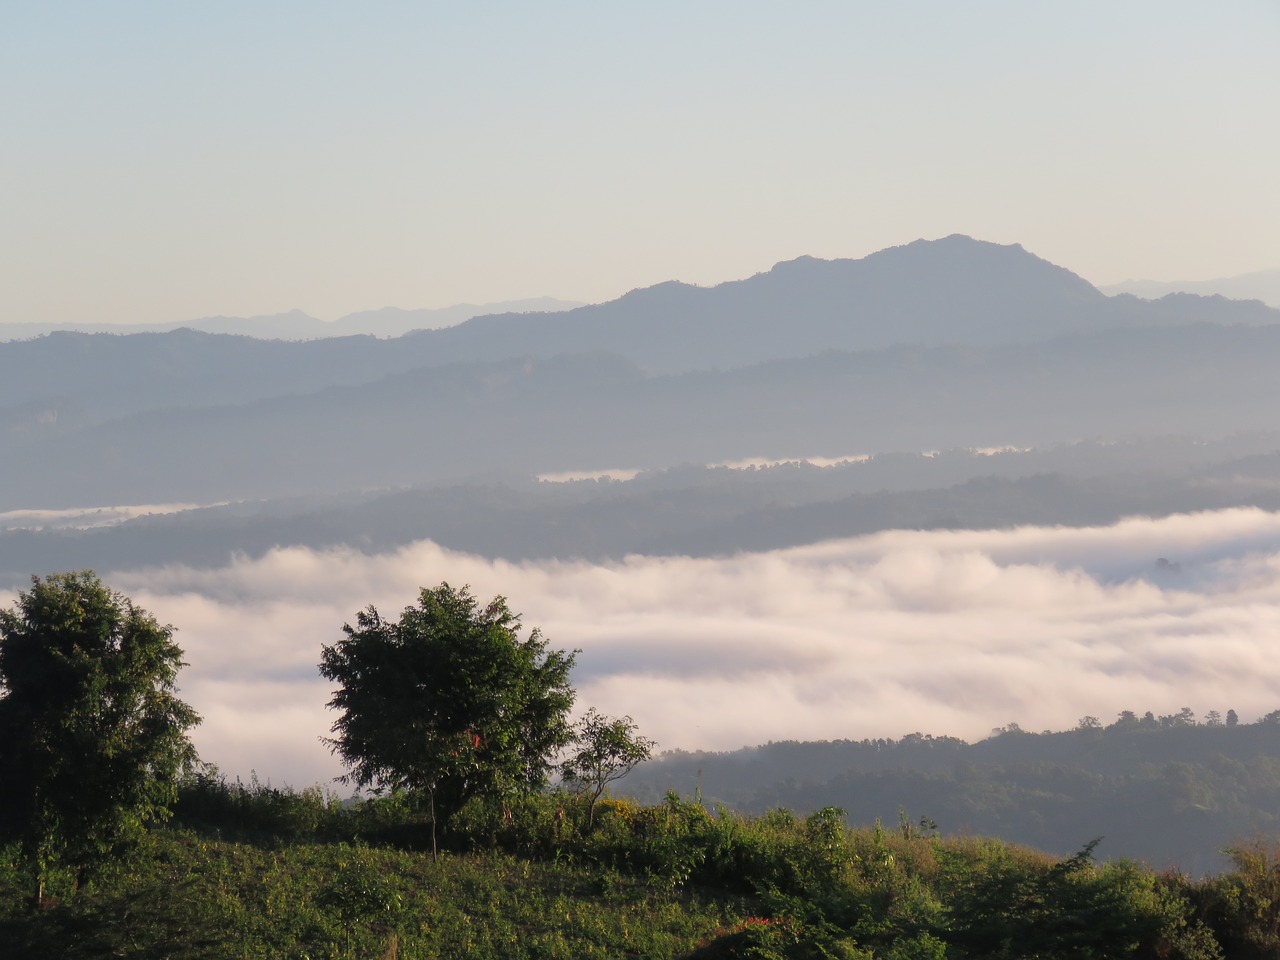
[{"xmin": 7, "ymin": 507, "xmax": 1280, "ymax": 790}]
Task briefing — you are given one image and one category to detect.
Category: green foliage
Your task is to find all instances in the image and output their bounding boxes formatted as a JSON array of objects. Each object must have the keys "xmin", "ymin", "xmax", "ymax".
[
  {"xmin": 316, "ymin": 845, "xmax": 403, "ymax": 957},
  {"xmin": 1198, "ymin": 840, "xmax": 1280, "ymax": 959},
  {"xmin": 0, "ymin": 831, "xmax": 746, "ymax": 959},
  {"xmin": 561, "ymin": 708, "xmax": 656, "ymax": 829},
  {"xmin": 175, "ymin": 769, "xmax": 348, "ymax": 844},
  {"xmin": 4, "ymin": 591, "xmax": 1273, "ymax": 960},
  {"xmin": 6, "ymin": 790, "xmax": 1277, "ymax": 960},
  {"xmin": 318, "ymin": 582, "xmax": 576, "ymax": 851},
  {"xmin": 0, "ymin": 572, "xmax": 200, "ymax": 907},
  {"xmin": 627, "ymin": 715, "xmax": 1280, "ymax": 875},
  {"xmin": 936, "ymin": 837, "xmax": 1228, "ymax": 960}
]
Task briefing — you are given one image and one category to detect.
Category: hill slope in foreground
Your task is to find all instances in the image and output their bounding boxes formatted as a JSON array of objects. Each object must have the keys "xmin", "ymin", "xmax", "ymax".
[{"xmin": 2, "ymin": 780, "xmax": 1272, "ymax": 959}]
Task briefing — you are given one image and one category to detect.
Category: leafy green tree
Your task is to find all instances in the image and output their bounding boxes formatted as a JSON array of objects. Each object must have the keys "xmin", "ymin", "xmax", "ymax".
[
  {"xmin": 561, "ymin": 708, "xmax": 656, "ymax": 829},
  {"xmin": 0, "ymin": 572, "xmax": 200, "ymax": 908},
  {"xmin": 319, "ymin": 582, "xmax": 576, "ymax": 856}
]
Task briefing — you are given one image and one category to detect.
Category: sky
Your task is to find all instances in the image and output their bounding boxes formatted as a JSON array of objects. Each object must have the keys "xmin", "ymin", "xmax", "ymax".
[
  {"xmin": 3, "ymin": 1, "xmax": 1278, "ymax": 326},
  {"xmin": 0, "ymin": 507, "xmax": 1271, "ymax": 788}
]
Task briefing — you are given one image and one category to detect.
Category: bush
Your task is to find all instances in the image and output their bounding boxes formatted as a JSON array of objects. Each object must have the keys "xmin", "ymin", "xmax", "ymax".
[
  {"xmin": 1199, "ymin": 840, "xmax": 1280, "ymax": 959},
  {"xmin": 174, "ymin": 771, "xmax": 346, "ymax": 844}
]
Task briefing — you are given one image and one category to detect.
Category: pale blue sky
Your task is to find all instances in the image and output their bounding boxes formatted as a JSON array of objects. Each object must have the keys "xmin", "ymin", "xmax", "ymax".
[{"xmin": 3, "ymin": 1, "xmax": 1277, "ymax": 324}]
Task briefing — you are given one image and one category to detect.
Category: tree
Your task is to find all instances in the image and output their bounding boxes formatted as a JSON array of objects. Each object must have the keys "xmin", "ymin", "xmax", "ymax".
[
  {"xmin": 1111, "ymin": 710, "xmax": 1140, "ymax": 730},
  {"xmin": 0, "ymin": 572, "xmax": 200, "ymax": 908},
  {"xmin": 561, "ymin": 708, "xmax": 656, "ymax": 829},
  {"xmin": 1160, "ymin": 707, "xmax": 1197, "ymax": 728},
  {"xmin": 318, "ymin": 582, "xmax": 576, "ymax": 856}
]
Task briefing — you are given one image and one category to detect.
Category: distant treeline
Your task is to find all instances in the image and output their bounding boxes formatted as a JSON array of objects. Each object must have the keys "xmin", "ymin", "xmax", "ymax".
[
  {"xmin": 625, "ymin": 711, "xmax": 1280, "ymax": 875},
  {"xmin": 7, "ymin": 433, "xmax": 1280, "ymax": 579}
]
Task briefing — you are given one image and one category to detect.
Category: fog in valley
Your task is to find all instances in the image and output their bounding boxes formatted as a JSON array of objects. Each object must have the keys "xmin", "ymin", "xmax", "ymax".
[
  {"xmin": 6, "ymin": 235, "xmax": 1280, "ymax": 795},
  {"xmin": 10, "ymin": 8, "xmax": 1280, "ymax": 950},
  {"xmin": 3, "ymin": 506, "xmax": 1279, "ymax": 790}
]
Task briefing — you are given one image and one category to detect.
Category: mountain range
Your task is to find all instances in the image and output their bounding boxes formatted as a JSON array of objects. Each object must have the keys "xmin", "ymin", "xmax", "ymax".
[
  {"xmin": 0, "ymin": 297, "xmax": 584, "ymax": 342},
  {"xmin": 5, "ymin": 233, "xmax": 1280, "ymax": 579},
  {"xmin": 1102, "ymin": 268, "xmax": 1280, "ymax": 309},
  {"xmin": 4, "ymin": 235, "xmax": 1275, "ymax": 426},
  {"xmin": 355, "ymin": 235, "xmax": 1279, "ymax": 375}
]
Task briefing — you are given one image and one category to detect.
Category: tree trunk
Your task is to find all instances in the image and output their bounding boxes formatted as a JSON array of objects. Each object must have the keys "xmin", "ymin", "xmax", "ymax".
[
  {"xmin": 587, "ymin": 784, "xmax": 606, "ymax": 832},
  {"xmin": 429, "ymin": 787, "xmax": 438, "ymax": 860},
  {"xmin": 24, "ymin": 837, "xmax": 47, "ymax": 913}
]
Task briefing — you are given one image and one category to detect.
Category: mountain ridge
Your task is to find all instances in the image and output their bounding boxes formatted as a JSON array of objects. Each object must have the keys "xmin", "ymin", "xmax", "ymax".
[
  {"xmin": 5, "ymin": 234, "xmax": 1280, "ymax": 509},
  {"xmin": 0, "ymin": 297, "xmax": 585, "ymax": 342},
  {"xmin": 1103, "ymin": 267, "xmax": 1280, "ymax": 308},
  {"xmin": 411, "ymin": 235, "xmax": 1139, "ymax": 372},
  {"xmin": 7, "ymin": 323, "xmax": 1280, "ymax": 509}
]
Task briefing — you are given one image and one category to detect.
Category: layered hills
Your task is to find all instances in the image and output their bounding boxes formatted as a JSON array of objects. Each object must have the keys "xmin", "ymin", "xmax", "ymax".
[
  {"xmin": 4, "ymin": 234, "xmax": 1280, "ymax": 578},
  {"xmin": 5, "ymin": 324, "xmax": 1280, "ymax": 510},
  {"xmin": 3, "ymin": 237, "xmax": 1275, "ymax": 426},
  {"xmin": 0, "ymin": 297, "xmax": 583, "ymax": 342},
  {"xmin": 417, "ymin": 234, "xmax": 1277, "ymax": 373}
]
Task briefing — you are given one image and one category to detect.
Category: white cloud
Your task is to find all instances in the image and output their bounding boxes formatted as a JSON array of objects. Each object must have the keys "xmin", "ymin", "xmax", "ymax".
[
  {"xmin": 0, "ymin": 502, "xmax": 214, "ymax": 532},
  {"xmin": 7, "ymin": 507, "xmax": 1280, "ymax": 788}
]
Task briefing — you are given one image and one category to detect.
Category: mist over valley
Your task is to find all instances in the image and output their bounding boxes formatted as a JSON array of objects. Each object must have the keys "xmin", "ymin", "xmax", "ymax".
[
  {"xmin": 6, "ymin": 236, "xmax": 1280, "ymax": 810},
  {"xmin": 8, "ymin": 7, "xmax": 1280, "ymax": 952}
]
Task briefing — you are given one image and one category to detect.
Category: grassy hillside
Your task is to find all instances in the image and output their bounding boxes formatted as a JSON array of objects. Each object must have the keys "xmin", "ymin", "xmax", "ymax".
[{"xmin": 3, "ymin": 779, "xmax": 1276, "ymax": 959}]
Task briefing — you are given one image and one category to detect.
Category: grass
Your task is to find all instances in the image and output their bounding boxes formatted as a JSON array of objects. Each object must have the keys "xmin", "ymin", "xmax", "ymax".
[
  {"xmin": 2, "ymin": 784, "xmax": 1272, "ymax": 959},
  {"xmin": 0, "ymin": 830, "xmax": 752, "ymax": 959}
]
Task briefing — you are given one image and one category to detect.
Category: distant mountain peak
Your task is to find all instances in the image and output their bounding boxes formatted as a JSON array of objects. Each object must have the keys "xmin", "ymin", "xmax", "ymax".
[
  {"xmin": 1101, "ymin": 268, "xmax": 1280, "ymax": 309},
  {"xmin": 612, "ymin": 279, "xmax": 702, "ymax": 306},
  {"xmin": 192, "ymin": 308, "xmax": 317, "ymax": 324},
  {"xmin": 409, "ymin": 235, "xmax": 1279, "ymax": 375},
  {"xmin": 767, "ymin": 235, "xmax": 1065, "ymax": 279}
]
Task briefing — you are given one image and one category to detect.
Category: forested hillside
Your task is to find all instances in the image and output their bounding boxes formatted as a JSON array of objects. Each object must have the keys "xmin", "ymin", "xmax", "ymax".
[
  {"xmin": 627, "ymin": 714, "xmax": 1280, "ymax": 876},
  {"xmin": 7, "ymin": 433, "xmax": 1280, "ymax": 583}
]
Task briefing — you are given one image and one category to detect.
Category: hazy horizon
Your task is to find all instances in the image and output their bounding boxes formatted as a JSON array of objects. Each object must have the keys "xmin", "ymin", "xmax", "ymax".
[
  {"xmin": 4, "ymin": 3, "xmax": 1277, "ymax": 326},
  {"xmin": 2, "ymin": 239, "xmax": 1277, "ymax": 332}
]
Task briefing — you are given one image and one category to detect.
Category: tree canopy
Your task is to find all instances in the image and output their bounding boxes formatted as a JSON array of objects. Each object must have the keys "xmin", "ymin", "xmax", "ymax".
[
  {"xmin": 561, "ymin": 708, "xmax": 656, "ymax": 829},
  {"xmin": 0, "ymin": 571, "xmax": 200, "ymax": 907},
  {"xmin": 318, "ymin": 582, "xmax": 577, "ymax": 852}
]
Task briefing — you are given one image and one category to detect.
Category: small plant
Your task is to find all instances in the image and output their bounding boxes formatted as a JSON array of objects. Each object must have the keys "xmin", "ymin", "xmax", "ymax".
[
  {"xmin": 560, "ymin": 709, "xmax": 656, "ymax": 831},
  {"xmin": 317, "ymin": 847, "xmax": 403, "ymax": 957}
]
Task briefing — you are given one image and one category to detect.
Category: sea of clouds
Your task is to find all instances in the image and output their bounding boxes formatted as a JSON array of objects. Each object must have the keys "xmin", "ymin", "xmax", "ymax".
[{"xmin": 8, "ymin": 506, "xmax": 1280, "ymax": 790}]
